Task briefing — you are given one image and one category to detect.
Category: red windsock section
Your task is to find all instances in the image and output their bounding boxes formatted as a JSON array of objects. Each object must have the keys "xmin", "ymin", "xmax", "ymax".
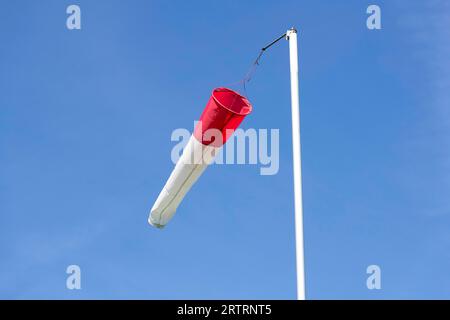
[{"xmin": 194, "ymin": 88, "xmax": 253, "ymax": 147}]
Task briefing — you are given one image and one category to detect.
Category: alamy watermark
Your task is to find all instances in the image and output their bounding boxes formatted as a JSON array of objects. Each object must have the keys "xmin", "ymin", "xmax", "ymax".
[
  {"xmin": 66, "ymin": 5, "xmax": 81, "ymax": 30},
  {"xmin": 366, "ymin": 264, "xmax": 381, "ymax": 290},
  {"xmin": 366, "ymin": 5, "xmax": 381, "ymax": 30},
  {"xmin": 66, "ymin": 264, "xmax": 81, "ymax": 290},
  {"xmin": 171, "ymin": 122, "xmax": 280, "ymax": 176}
]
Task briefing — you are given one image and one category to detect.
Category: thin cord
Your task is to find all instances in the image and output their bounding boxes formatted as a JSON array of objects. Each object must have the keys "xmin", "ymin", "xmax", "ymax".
[{"xmin": 235, "ymin": 32, "xmax": 288, "ymax": 97}]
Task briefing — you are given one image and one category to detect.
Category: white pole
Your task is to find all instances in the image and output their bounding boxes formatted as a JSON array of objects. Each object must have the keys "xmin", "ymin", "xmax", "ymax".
[{"xmin": 286, "ymin": 28, "xmax": 305, "ymax": 300}]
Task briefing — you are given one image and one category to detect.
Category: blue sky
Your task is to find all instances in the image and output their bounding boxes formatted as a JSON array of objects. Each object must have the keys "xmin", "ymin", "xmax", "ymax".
[{"xmin": 1, "ymin": 0, "xmax": 449, "ymax": 299}]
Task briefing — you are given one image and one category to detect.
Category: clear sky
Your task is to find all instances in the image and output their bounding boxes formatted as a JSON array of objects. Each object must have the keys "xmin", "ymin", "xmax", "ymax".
[{"xmin": 1, "ymin": 0, "xmax": 449, "ymax": 299}]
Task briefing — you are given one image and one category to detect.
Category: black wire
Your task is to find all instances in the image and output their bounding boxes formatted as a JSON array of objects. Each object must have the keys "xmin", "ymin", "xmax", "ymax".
[
  {"xmin": 261, "ymin": 33, "xmax": 287, "ymax": 52},
  {"xmin": 241, "ymin": 32, "xmax": 287, "ymax": 95}
]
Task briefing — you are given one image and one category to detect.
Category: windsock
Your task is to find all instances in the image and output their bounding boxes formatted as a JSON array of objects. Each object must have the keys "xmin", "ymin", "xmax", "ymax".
[{"xmin": 148, "ymin": 88, "xmax": 253, "ymax": 228}]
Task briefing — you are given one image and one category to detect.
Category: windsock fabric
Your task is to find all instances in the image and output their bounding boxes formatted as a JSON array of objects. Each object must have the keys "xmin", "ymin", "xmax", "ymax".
[{"xmin": 149, "ymin": 88, "xmax": 252, "ymax": 228}]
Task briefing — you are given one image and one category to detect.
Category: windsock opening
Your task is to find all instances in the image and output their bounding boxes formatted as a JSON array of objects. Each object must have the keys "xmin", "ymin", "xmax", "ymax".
[
  {"xmin": 194, "ymin": 87, "xmax": 253, "ymax": 147},
  {"xmin": 212, "ymin": 88, "xmax": 252, "ymax": 116}
]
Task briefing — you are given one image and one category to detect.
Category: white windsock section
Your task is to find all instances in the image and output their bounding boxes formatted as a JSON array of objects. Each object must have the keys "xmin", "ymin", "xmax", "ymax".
[{"xmin": 148, "ymin": 135, "xmax": 219, "ymax": 228}]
